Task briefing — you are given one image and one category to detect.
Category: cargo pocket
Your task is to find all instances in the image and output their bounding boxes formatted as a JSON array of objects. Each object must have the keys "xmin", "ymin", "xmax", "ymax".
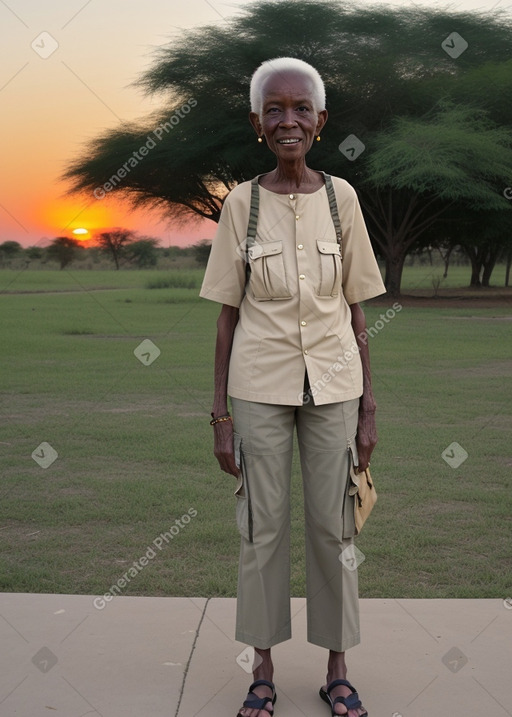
[
  {"xmin": 316, "ymin": 240, "xmax": 342, "ymax": 297},
  {"xmin": 342, "ymin": 440, "xmax": 359, "ymax": 539},
  {"xmin": 233, "ymin": 432, "xmax": 253, "ymax": 542},
  {"xmin": 248, "ymin": 241, "xmax": 292, "ymax": 301}
]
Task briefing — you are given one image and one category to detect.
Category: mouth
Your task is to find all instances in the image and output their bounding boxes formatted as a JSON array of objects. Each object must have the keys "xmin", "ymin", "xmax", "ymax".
[{"xmin": 277, "ymin": 138, "xmax": 302, "ymax": 145}]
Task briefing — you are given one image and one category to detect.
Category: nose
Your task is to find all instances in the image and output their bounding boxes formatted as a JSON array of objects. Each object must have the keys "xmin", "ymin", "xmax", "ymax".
[{"xmin": 279, "ymin": 108, "xmax": 297, "ymax": 127}]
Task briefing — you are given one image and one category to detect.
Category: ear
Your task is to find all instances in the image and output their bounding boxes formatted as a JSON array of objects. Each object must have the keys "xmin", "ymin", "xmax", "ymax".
[
  {"xmin": 316, "ymin": 109, "xmax": 328, "ymax": 134},
  {"xmin": 249, "ymin": 111, "xmax": 263, "ymax": 138}
]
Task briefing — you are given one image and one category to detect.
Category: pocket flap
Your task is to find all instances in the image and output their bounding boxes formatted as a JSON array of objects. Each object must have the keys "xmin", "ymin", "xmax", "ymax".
[
  {"xmin": 233, "ymin": 432, "xmax": 245, "ymax": 497},
  {"xmin": 233, "ymin": 432, "xmax": 242, "ymax": 469},
  {"xmin": 249, "ymin": 241, "xmax": 283, "ymax": 260},
  {"xmin": 348, "ymin": 464, "xmax": 360, "ymax": 496},
  {"xmin": 317, "ymin": 239, "xmax": 340, "ymax": 256}
]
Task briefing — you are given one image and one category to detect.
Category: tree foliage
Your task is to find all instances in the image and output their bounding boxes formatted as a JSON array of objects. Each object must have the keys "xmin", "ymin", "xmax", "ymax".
[
  {"xmin": 124, "ymin": 238, "xmax": 159, "ymax": 267},
  {"xmin": 361, "ymin": 103, "xmax": 512, "ymax": 292},
  {"xmin": 96, "ymin": 229, "xmax": 136, "ymax": 269},
  {"xmin": 46, "ymin": 237, "xmax": 82, "ymax": 269},
  {"xmin": 0, "ymin": 241, "xmax": 22, "ymax": 257},
  {"xmin": 64, "ymin": 0, "xmax": 512, "ymax": 293},
  {"xmin": 192, "ymin": 239, "xmax": 212, "ymax": 267},
  {"xmin": 25, "ymin": 246, "xmax": 44, "ymax": 260}
]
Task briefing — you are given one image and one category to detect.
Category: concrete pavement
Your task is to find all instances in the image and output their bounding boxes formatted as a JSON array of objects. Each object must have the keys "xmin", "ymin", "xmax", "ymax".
[{"xmin": 0, "ymin": 593, "xmax": 510, "ymax": 716}]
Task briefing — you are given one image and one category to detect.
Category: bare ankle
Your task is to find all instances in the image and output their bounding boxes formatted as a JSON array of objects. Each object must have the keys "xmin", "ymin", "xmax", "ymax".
[
  {"xmin": 326, "ymin": 650, "xmax": 348, "ymax": 683},
  {"xmin": 253, "ymin": 647, "xmax": 273, "ymax": 682}
]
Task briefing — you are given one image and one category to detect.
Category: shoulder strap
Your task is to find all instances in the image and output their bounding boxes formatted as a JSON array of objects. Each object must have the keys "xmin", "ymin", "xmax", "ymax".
[
  {"xmin": 245, "ymin": 173, "xmax": 341, "ymax": 269},
  {"xmin": 322, "ymin": 172, "xmax": 343, "ymax": 256},
  {"xmin": 246, "ymin": 177, "xmax": 260, "ymax": 251},
  {"xmin": 245, "ymin": 177, "xmax": 260, "ymax": 280}
]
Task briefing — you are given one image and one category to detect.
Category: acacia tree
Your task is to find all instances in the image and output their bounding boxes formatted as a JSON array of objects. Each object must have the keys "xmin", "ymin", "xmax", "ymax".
[
  {"xmin": 406, "ymin": 58, "xmax": 512, "ymax": 287},
  {"xmin": 96, "ymin": 229, "xmax": 135, "ymax": 269},
  {"xmin": 361, "ymin": 104, "xmax": 512, "ymax": 294},
  {"xmin": 64, "ymin": 0, "xmax": 512, "ymax": 293},
  {"xmin": 46, "ymin": 237, "xmax": 82, "ymax": 269},
  {"xmin": 0, "ymin": 241, "xmax": 22, "ymax": 257},
  {"xmin": 456, "ymin": 210, "xmax": 512, "ymax": 287},
  {"xmin": 124, "ymin": 237, "xmax": 159, "ymax": 267}
]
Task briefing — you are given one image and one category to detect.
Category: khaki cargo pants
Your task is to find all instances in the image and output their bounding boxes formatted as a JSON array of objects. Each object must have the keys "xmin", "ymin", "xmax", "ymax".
[{"xmin": 231, "ymin": 393, "xmax": 360, "ymax": 652}]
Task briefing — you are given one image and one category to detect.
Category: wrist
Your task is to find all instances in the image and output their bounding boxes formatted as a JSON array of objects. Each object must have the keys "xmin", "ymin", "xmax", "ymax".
[
  {"xmin": 210, "ymin": 411, "xmax": 232, "ymax": 426},
  {"xmin": 212, "ymin": 403, "xmax": 228, "ymax": 416},
  {"xmin": 359, "ymin": 402, "xmax": 376, "ymax": 413}
]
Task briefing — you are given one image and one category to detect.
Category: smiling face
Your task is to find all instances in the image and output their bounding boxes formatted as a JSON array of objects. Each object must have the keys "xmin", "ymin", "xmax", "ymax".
[{"xmin": 249, "ymin": 70, "xmax": 327, "ymax": 161}]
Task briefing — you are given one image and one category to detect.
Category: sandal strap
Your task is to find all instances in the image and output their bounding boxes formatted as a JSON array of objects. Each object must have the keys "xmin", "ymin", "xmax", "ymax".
[
  {"xmin": 243, "ymin": 680, "xmax": 276, "ymax": 710},
  {"xmin": 326, "ymin": 679, "xmax": 362, "ymax": 711},
  {"xmin": 243, "ymin": 693, "xmax": 273, "ymax": 710},
  {"xmin": 248, "ymin": 679, "xmax": 275, "ymax": 693},
  {"xmin": 326, "ymin": 678, "xmax": 355, "ymax": 695},
  {"xmin": 332, "ymin": 693, "xmax": 362, "ymax": 711}
]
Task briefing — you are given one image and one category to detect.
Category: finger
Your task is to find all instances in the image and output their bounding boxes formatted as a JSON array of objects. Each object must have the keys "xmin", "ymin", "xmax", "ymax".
[
  {"xmin": 216, "ymin": 453, "xmax": 240, "ymax": 477},
  {"xmin": 221, "ymin": 456, "xmax": 240, "ymax": 476}
]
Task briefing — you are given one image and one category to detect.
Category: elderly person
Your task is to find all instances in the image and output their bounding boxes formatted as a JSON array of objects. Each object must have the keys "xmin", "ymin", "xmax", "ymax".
[{"xmin": 200, "ymin": 57, "xmax": 385, "ymax": 717}]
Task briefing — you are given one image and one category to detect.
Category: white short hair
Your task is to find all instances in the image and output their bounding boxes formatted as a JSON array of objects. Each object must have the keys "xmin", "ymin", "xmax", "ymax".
[{"xmin": 250, "ymin": 57, "xmax": 326, "ymax": 116}]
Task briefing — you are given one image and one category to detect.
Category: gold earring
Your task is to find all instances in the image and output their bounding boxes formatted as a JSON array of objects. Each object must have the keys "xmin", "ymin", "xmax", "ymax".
[
  {"xmin": 316, "ymin": 135, "xmax": 321, "ymax": 142},
  {"xmin": 258, "ymin": 136, "xmax": 263, "ymax": 143}
]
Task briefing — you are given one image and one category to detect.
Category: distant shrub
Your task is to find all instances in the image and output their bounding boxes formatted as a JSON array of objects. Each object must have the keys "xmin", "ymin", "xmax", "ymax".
[
  {"xmin": 155, "ymin": 296, "xmax": 198, "ymax": 304},
  {"xmin": 25, "ymin": 246, "xmax": 44, "ymax": 260},
  {"xmin": 192, "ymin": 240, "xmax": 212, "ymax": 267},
  {"xmin": 61, "ymin": 328, "xmax": 95, "ymax": 335},
  {"xmin": 125, "ymin": 238, "xmax": 159, "ymax": 268},
  {"xmin": 146, "ymin": 274, "xmax": 197, "ymax": 289},
  {"xmin": 0, "ymin": 241, "xmax": 22, "ymax": 257}
]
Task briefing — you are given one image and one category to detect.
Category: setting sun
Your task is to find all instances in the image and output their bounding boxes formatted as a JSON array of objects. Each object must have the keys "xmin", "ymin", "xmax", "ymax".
[
  {"xmin": 36, "ymin": 195, "xmax": 114, "ymax": 240},
  {"xmin": 72, "ymin": 228, "xmax": 90, "ymax": 241}
]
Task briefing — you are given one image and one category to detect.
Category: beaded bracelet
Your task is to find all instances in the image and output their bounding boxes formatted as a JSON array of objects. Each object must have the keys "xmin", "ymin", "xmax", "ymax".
[{"xmin": 209, "ymin": 413, "xmax": 232, "ymax": 426}]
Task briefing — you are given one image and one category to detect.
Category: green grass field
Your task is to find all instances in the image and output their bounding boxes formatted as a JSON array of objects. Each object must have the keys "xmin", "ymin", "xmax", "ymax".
[{"xmin": 1, "ymin": 267, "xmax": 511, "ymax": 599}]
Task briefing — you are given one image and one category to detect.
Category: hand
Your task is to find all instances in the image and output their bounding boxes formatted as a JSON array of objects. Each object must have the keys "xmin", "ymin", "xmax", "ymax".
[
  {"xmin": 355, "ymin": 409, "xmax": 377, "ymax": 472},
  {"xmin": 213, "ymin": 420, "xmax": 240, "ymax": 477}
]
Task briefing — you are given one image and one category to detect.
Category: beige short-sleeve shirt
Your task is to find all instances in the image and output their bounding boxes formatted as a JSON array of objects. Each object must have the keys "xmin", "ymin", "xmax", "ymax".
[{"xmin": 200, "ymin": 175, "xmax": 386, "ymax": 406}]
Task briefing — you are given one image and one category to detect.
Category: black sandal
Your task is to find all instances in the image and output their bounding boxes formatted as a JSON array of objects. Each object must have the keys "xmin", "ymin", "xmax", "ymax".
[
  {"xmin": 237, "ymin": 679, "xmax": 277, "ymax": 715},
  {"xmin": 319, "ymin": 678, "xmax": 368, "ymax": 716}
]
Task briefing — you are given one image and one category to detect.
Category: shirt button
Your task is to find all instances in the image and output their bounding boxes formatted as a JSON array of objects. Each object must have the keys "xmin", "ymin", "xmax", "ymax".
[
  {"xmin": 304, "ymin": 349, "xmax": 308, "ymax": 355},
  {"xmin": 301, "ymin": 321, "xmax": 307, "ymax": 326},
  {"xmin": 289, "ymin": 194, "xmax": 295, "ymax": 200},
  {"xmin": 299, "ymin": 274, "xmax": 305, "ymax": 280},
  {"xmin": 295, "ymin": 215, "xmax": 300, "ymax": 220},
  {"xmin": 297, "ymin": 244, "xmax": 304, "ymax": 250}
]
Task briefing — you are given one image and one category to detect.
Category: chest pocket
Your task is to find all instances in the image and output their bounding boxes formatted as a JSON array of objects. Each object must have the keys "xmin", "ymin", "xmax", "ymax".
[
  {"xmin": 245, "ymin": 173, "xmax": 342, "ymax": 301},
  {"xmin": 317, "ymin": 239, "xmax": 342, "ymax": 297},
  {"xmin": 248, "ymin": 241, "xmax": 292, "ymax": 301}
]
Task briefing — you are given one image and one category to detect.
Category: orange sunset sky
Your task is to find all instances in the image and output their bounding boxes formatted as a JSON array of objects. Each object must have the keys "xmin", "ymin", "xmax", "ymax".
[{"xmin": 0, "ymin": 0, "xmax": 505, "ymax": 248}]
